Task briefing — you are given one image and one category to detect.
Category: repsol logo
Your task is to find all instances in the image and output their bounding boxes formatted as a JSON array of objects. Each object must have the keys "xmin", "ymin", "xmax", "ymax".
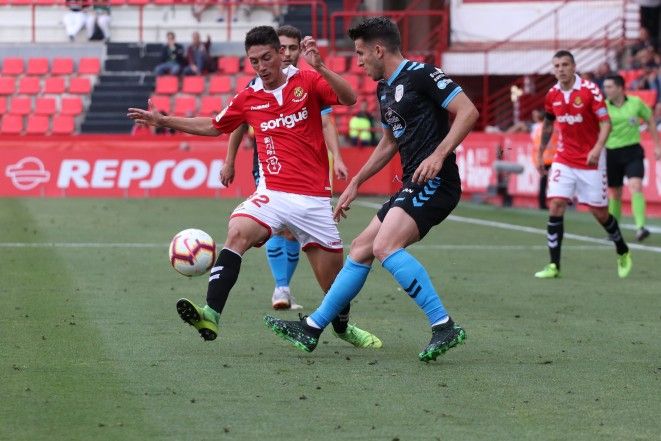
[
  {"xmin": 260, "ymin": 107, "xmax": 309, "ymax": 131},
  {"xmin": 556, "ymin": 113, "xmax": 583, "ymax": 125}
]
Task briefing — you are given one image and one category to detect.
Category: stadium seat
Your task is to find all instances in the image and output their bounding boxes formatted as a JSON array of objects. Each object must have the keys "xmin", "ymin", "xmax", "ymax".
[
  {"xmin": 327, "ymin": 55, "xmax": 347, "ymax": 73},
  {"xmin": 619, "ymin": 69, "xmax": 643, "ymax": 87},
  {"xmin": 18, "ymin": 76, "xmax": 40, "ymax": 95},
  {"xmin": 110, "ymin": 0, "xmax": 126, "ymax": 5},
  {"xmin": 78, "ymin": 57, "xmax": 101, "ymax": 75},
  {"xmin": 127, "ymin": 0, "xmax": 149, "ymax": 4},
  {"xmin": 0, "ymin": 96, "xmax": 6, "ymax": 114},
  {"xmin": 52, "ymin": 58, "xmax": 74, "ymax": 75},
  {"xmin": 628, "ymin": 89, "xmax": 657, "ymax": 107},
  {"xmin": 155, "ymin": 75, "xmax": 178, "ymax": 94},
  {"xmin": 52, "ymin": 115, "xmax": 75, "ymax": 135},
  {"xmin": 154, "ymin": 0, "xmax": 175, "ymax": 4},
  {"xmin": 35, "ymin": 97, "xmax": 56, "ymax": 115},
  {"xmin": 199, "ymin": 96, "xmax": 222, "ymax": 116},
  {"xmin": 149, "ymin": 95, "xmax": 171, "ymax": 113},
  {"xmin": 349, "ymin": 59, "xmax": 363, "ymax": 75},
  {"xmin": 26, "ymin": 115, "xmax": 50, "ymax": 135},
  {"xmin": 344, "ymin": 74, "xmax": 360, "ymax": 91},
  {"xmin": 10, "ymin": 96, "xmax": 31, "ymax": 116},
  {"xmin": 27, "ymin": 58, "xmax": 49, "ymax": 76},
  {"xmin": 182, "ymin": 76, "xmax": 205, "ymax": 94},
  {"xmin": 173, "ymin": 95, "xmax": 197, "ymax": 116},
  {"xmin": 0, "ymin": 76, "xmax": 14, "ymax": 95},
  {"xmin": 68, "ymin": 76, "xmax": 92, "ymax": 94},
  {"xmin": 217, "ymin": 56, "xmax": 240, "ymax": 74},
  {"xmin": 209, "ymin": 76, "xmax": 231, "ymax": 94},
  {"xmin": 235, "ymin": 75, "xmax": 254, "ymax": 92},
  {"xmin": 243, "ymin": 59, "xmax": 255, "ymax": 74},
  {"xmin": 0, "ymin": 115, "xmax": 23, "ymax": 134},
  {"xmin": 2, "ymin": 58, "xmax": 23, "ymax": 76},
  {"xmin": 60, "ymin": 97, "xmax": 83, "ymax": 115},
  {"xmin": 361, "ymin": 79, "xmax": 377, "ymax": 95},
  {"xmin": 44, "ymin": 77, "xmax": 66, "ymax": 94}
]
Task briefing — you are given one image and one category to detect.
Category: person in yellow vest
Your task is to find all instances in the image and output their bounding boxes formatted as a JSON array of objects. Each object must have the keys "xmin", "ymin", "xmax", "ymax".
[
  {"xmin": 603, "ymin": 74, "xmax": 661, "ymax": 241},
  {"xmin": 349, "ymin": 101, "xmax": 375, "ymax": 146},
  {"xmin": 531, "ymin": 109, "xmax": 558, "ymax": 209}
]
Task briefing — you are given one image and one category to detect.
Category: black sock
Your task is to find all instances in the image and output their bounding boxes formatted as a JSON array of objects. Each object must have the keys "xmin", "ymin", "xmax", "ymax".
[
  {"xmin": 547, "ymin": 216, "xmax": 563, "ymax": 269},
  {"xmin": 601, "ymin": 215, "xmax": 629, "ymax": 255},
  {"xmin": 206, "ymin": 248, "xmax": 242, "ymax": 314},
  {"xmin": 331, "ymin": 304, "xmax": 350, "ymax": 334}
]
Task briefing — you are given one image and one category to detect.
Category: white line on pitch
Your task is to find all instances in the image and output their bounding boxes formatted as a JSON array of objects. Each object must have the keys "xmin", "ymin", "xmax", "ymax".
[{"xmin": 352, "ymin": 200, "xmax": 661, "ymax": 254}]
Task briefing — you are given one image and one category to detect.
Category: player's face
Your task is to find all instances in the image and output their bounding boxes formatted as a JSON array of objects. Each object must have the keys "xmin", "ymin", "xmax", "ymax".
[
  {"xmin": 552, "ymin": 56, "xmax": 576, "ymax": 84},
  {"xmin": 354, "ymin": 38, "xmax": 385, "ymax": 81},
  {"xmin": 247, "ymin": 44, "xmax": 284, "ymax": 87},
  {"xmin": 603, "ymin": 79, "xmax": 622, "ymax": 101},
  {"xmin": 279, "ymin": 35, "xmax": 301, "ymax": 68}
]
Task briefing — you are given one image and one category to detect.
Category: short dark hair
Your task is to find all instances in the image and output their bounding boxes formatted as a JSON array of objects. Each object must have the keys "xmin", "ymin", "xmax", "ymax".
[
  {"xmin": 553, "ymin": 50, "xmax": 575, "ymax": 64},
  {"xmin": 348, "ymin": 17, "xmax": 401, "ymax": 52},
  {"xmin": 277, "ymin": 25, "xmax": 302, "ymax": 43},
  {"xmin": 604, "ymin": 74, "xmax": 625, "ymax": 88},
  {"xmin": 245, "ymin": 26, "xmax": 280, "ymax": 52}
]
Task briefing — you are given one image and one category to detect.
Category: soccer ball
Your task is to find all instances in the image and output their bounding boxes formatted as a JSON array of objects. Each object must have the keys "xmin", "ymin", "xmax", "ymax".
[{"xmin": 168, "ymin": 228, "xmax": 216, "ymax": 277}]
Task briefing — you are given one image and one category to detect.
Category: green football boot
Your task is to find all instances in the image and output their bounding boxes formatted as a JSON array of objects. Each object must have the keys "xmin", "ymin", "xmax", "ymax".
[
  {"xmin": 419, "ymin": 318, "xmax": 466, "ymax": 362},
  {"xmin": 617, "ymin": 252, "xmax": 632, "ymax": 278},
  {"xmin": 176, "ymin": 298, "xmax": 219, "ymax": 341},
  {"xmin": 332, "ymin": 324, "xmax": 383, "ymax": 348},
  {"xmin": 534, "ymin": 263, "xmax": 559, "ymax": 279},
  {"xmin": 264, "ymin": 314, "xmax": 320, "ymax": 353}
]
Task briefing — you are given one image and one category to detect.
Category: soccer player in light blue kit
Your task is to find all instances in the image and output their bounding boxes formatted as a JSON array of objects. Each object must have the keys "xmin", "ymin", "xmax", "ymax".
[{"xmin": 264, "ymin": 17, "xmax": 479, "ymax": 361}]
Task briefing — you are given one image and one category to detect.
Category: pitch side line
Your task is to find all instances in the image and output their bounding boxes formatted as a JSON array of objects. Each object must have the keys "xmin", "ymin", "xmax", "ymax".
[{"xmin": 352, "ymin": 200, "xmax": 661, "ymax": 254}]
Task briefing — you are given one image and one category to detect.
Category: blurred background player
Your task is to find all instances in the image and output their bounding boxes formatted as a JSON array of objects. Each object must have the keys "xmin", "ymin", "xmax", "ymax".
[
  {"xmin": 220, "ymin": 25, "xmax": 348, "ymax": 311},
  {"xmin": 535, "ymin": 50, "xmax": 632, "ymax": 279},
  {"xmin": 265, "ymin": 17, "xmax": 478, "ymax": 361},
  {"xmin": 602, "ymin": 74, "xmax": 661, "ymax": 241},
  {"xmin": 130, "ymin": 26, "xmax": 381, "ymax": 349}
]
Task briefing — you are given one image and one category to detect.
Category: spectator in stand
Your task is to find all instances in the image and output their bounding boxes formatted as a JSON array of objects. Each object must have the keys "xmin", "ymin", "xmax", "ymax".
[
  {"xmin": 631, "ymin": 65, "xmax": 661, "ymax": 95},
  {"xmin": 594, "ymin": 62, "xmax": 615, "ymax": 91},
  {"xmin": 348, "ymin": 101, "xmax": 376, "ymax": 146},
  {"xmin": 530, "ymin": 109, "xmax": 558, "ymax": 209},
  {"xmin": 154, "ymin": 32, "xmax": 186, "ymax": 76},
  {"xmin": 63, "ymin": 0, "xmax": 90, "ymax": 42},
  {"xmin": 182, "ymin": 32, "xmax": 211, "ymax": 76},
  {"xmin": 86, "ymin": 0, "xmax": 111, "ymax": 42},
  {"xmin": 191, "ymin": 1, "xmax": 242, "ymax": 23}
]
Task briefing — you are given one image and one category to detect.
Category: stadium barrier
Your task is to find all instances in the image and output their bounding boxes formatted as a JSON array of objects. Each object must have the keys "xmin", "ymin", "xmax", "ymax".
[{"xmin": 2, "ymin": 133, "xmax": 660, "ymax": 216}]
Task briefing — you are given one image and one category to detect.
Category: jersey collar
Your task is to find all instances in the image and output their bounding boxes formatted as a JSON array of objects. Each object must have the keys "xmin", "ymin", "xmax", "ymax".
[
  {"xmin": 386, "ymin": 59, "xmax": 409, "ymax": 86},
  {"xmin": 556, "ymin": 74, "xmax": 582, "ymax": 92},
  {"xmin": 250, "ymin": 65, "xmax": 299, "ymax": 92}
]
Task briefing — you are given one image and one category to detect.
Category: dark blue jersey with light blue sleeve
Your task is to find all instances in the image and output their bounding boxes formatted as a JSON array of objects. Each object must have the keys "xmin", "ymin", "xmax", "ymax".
[{"xmin": 378, "ymin": 60, "xmax": 463, "ymax": 183}]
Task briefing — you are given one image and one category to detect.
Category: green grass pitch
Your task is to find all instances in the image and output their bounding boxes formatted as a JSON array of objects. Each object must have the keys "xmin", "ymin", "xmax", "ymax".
[{"xmin": 1, "ymin": 198, "xmax": 659, "ymax": 440}]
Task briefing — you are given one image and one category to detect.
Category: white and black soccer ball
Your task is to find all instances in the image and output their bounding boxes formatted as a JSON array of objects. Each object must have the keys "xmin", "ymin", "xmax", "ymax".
[{"xmin": 168, "ymin": 228, "xmax": 216, "ymax": 277}]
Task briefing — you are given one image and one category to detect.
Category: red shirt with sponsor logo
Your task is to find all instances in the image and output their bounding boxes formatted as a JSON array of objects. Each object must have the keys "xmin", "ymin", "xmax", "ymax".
[
  {"xmin": 212, "ymin": 66, "xmax": 340, "ymax": 197},
  {"xmin": 544, "ymin": 75, "xmax": 609, "ymax": 169}
]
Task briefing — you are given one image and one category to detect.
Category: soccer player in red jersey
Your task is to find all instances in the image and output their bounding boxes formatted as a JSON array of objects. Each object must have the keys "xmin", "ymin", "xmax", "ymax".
[
  {"xmin": 535, "ymin": 50, "xmax": 632, "ymax": 279},
  {"xmin": 128, "ymin": 26, "xmax": 382, "ymax": 348}
]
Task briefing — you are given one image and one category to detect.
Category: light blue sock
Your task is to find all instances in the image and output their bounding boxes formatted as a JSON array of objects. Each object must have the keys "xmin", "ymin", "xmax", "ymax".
[
  {"xmin": 309, "ymin": 257, "xmax": 371, "ymax": 329},
  {"xmin": 285, "ymin": 238, "xmax": 300, "ymax": 285},
  {"xmin": 382, "ymin": 248, "xmax": 448, "ymax": 326},
  {"xmin": 265, "ymin": 235, "xmax": 288, "ymax": 287}
]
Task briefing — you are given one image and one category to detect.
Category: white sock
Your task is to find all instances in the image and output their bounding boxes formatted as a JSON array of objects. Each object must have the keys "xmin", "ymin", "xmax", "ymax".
[
  {"xmin": 431, "ymin": 316, "xmax": 450, "ymax": 327},
  {"xmin": 306, "ymin": 317, "xmax": 321, "ymax": 329}
]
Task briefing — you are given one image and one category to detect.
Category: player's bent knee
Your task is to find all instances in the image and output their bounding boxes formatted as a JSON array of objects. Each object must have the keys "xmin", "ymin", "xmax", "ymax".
[{"xmin": 348, "ymin": 237, "xmax": 375, "ymax": 264}]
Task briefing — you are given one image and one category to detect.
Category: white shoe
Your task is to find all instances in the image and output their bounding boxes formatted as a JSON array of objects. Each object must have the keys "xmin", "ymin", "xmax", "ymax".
[{"xmin": 271, "ymin": 286, "xmax": 303, "ymax": 310}]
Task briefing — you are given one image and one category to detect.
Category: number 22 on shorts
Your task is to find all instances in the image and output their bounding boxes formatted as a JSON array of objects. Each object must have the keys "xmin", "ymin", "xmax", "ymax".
[{"xmin": 250, "ymin": 194, "xmax": 270, "ymax": 208}]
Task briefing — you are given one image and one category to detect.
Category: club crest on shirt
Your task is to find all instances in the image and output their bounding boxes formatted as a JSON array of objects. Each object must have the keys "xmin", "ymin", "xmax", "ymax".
[
  {"xmin": 292, "ymin": 86, "xmax": 308, "ymax": 103},
  {"xmin": 573, "ymin": 96, "xmax": 583, "ymax": 108},
  {"xmin": 395, "ymin": 84, "xmax": 404, "ymax": 102}
]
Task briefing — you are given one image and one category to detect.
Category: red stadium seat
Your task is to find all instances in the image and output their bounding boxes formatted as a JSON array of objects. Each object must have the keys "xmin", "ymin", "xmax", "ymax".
[
  {"xmin": 182, "ymin": 76, "xmax": 205, "ymax": 94},
  {"xmin": 217, "ymin": 56, "xmax": 240, "ymax": 74},
  {"xmin": 52, "ymin": 115, "xmax": 75, "ymax": 135},
  {"xmin": 52, "ymin": 58, "xmax": 74, "ymax": 75},
  {"xmin": 18, "ymin": 76, "xmax": 40, "ymax": 95},
  {"xmin": 344, "ymin": 74, "xmax": 360, "ymax": 91},
  {"xmin": 349, "ymin": 58, "xmax": 363, "ymax": 75},
  {"xmin": 44, "ymin": 77, "xmax": 66, "ymax": 94},
  {"xmin": 26, "ymin": 115, "xmax": 50, "ymax": 135},
  {"xmin": 110, "ymin": 0, "xmax": 126, "ymax": 4},
  {"xmin": 173, "ymin": 95, "xmax": 197, "ymax": 116},
  {"xmin": 68, "ymin": 76, "xmax": 91, "ymax": 94},
  {"xmin": 199, "ymin": 96, "xmax": 222, "ymax": 116},
  {"xmin": 235, "ymin": 75, "xmax": 254, "ymax": 92},
  {"xmin": 35, "ymin": 97, "xmax": 56, "ymax": 115},
  {"xmin": 154, "ymin": 0, "xmax": 175, "ymax": 4},
  {"xmin": 209, "ymin": 76, "xmax": 231, "ymax": 94},
  {"xmin": 2, "ymin": 58, "xmax": 23, "ymax": 76},
  {"xmin": 327, "ymin": 55, "xmax": 347, "ymax": 73},
  {"xmin": 61, "ymin": 97, "xmax": 83, "ymax": 115},
  {"xmin": 127, "ymin": 0, "xmax": 149, "ymax": 4},
  {"xmin": 0, "ymin": 115, "xmax": 23, "ymax": 134},
  {"xmin": 10, "ymin": 96, "xmax": 31, "ymax": 116},
  {"xmin": 0, "ymin": 96, "xmax": 6, "ymax": 113},
  {"xmin": 619, "ymin": 69, "xmax": 643, "ymax": 87},
  {"xmin": 628, "ymin": 89, "xmax": 657, "ymax": 107},
  {"xmin": 0, "ymin": 76, "xmax": 15, "ymax": 95},
  {"xmin": 27, "ymin": 58, "xmax": 49, "ymax": 76},
  {"xmin": 361, "ymin": 78, "xmax": 377, "ymax": 95},
  {"xmin": 149, "ymin": 95, "xmax": 171, "ymax": 113},
  {"xmin": 78, "ymin": 57, "xmax": 101, "ymax": 75},
  {"xmin": 243, "ymin": 59, "xmax": 255, "ymax": 74},
  {"xmin": 155, "ymin": 75, "xmax": 178, "ymax": 94}
]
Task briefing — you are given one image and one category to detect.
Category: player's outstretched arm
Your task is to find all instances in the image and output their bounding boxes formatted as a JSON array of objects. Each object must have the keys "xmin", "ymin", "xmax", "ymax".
[
  {"xmin": 127, "ymin": 100, "xmax": 221, "ymax": 136},
  {"xmin": 412, "ymin": 92, "xmax": 479, "ymax": 184},
  {"xmin": 301, "ymin": 36, "xmax": 357, "ymax": 105}
]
